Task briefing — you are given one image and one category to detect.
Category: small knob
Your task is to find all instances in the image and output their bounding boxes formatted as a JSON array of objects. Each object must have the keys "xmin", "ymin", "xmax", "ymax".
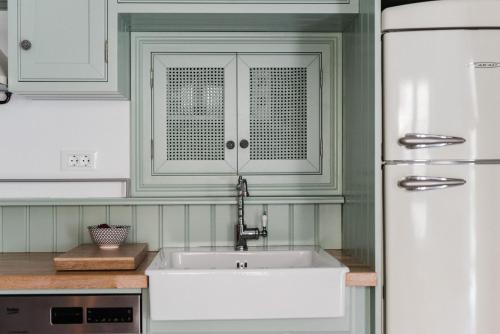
[
  {"xmin": 20, "ymin": 40, "xmax": 32, "ymax": 50},
  {"xmin": 226, "ymin": 140, "xmax": 235, "ymax": 150},
  {"xmin": 239, "ymin": 139, "xmax": 249, "ymax": 149}
]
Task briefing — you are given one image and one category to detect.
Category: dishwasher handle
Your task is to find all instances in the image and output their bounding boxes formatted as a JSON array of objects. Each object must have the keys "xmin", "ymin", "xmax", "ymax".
[
  {"xmin": 398, "ymin": 133, "xmax": 466, "ymax": 149},
  {"xmin": 398, "ymin": 176, "xmax": 466, "ymax": 191}
]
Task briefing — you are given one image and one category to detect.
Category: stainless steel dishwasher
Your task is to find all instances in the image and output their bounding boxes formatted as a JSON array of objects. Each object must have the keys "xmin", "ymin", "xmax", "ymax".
[{"xmin": 0, "ymin": 294, "xmax": 141, "ymax": 334}]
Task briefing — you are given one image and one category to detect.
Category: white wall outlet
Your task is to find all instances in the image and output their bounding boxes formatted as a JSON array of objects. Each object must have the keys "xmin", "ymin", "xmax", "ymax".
[{"xmin": 61, "ymin": 151, "xmax": 97, "ymax": 170}]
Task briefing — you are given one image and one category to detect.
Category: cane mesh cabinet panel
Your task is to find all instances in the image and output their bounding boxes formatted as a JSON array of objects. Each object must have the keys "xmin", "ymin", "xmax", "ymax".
[
  {"xmin": 152, "ymin": 54, "xmax": 237, "ymax": 175},
  {"xmin": 17, "ymin": 0, "xmax": 107, "ymax": 81},
  {"xmin": 132, "ymin": 33, "xmax": 341, "ymax": 197},
  {"xmin": 238, "ymin": 54, "xmax": 321, "ymax": 175}
]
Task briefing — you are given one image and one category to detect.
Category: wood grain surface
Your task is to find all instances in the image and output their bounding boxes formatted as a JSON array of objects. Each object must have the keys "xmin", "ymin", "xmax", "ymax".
[
  {"xmin": 53, "ymin": 243, "xmax": 147, "ymax": 271},
  {"xmin": 326, "ymin": 249, "xmax": 377, "ymax": 287},
  {"xmin": 0, "ymin": 252, "xmax": 154, "ymax": 290}
]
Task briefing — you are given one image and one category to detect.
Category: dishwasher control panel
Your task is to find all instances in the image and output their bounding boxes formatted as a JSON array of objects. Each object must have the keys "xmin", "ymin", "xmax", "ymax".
[
  {"xmin": 0, "ymin": 294, "xmax": 140, "ymax": 334},
  {"xmin": 87, "ymin": 307, "xmax": 134, "ymax": 323}
]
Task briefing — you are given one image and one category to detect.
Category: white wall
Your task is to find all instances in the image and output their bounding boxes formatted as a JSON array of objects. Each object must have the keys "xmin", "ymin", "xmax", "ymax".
[{"xmin": 0, "ymin": 12, "xmax": 130, "ymax": 180}]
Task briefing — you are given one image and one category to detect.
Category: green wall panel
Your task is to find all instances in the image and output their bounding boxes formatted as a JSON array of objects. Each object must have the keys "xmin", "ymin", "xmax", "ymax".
[
  {"xmin": 0, "ymin": 203, "xmax": 341, "ymax": 252},
  {"xmin": 2, "ymin": 207, "xmax": 27, "ymax": 252}
]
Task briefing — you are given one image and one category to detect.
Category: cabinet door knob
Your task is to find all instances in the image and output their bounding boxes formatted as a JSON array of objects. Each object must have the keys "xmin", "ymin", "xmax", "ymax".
[
  {"xmin": 226, "ymin": 140, "xmax": 235, "ymax": 150},
  {"xmin": 239, "ymin": 139, "xmax": 249, "ymax": 149},
  {"xmin": 20, "ymin": 40, "xmax": 32, "ymax": 50}
]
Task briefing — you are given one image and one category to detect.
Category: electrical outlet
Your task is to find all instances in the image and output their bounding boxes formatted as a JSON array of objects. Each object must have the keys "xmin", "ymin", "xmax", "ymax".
[{"xmin": 61, "ymin": 151, "xmax": 97, "ymax": 170}]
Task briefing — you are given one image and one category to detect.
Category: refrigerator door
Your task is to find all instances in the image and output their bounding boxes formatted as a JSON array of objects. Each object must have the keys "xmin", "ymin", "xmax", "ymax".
[
  {"xmin": 385, "ymin": 164, "xmax": 500, "ymax": 334},
  {"xmin": 384, "ymin": 30, "xmax": 500, "ymax": 161}
]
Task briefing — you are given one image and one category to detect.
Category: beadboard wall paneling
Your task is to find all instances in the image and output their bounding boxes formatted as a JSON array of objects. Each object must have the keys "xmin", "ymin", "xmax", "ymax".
[
  {"xmin": 0, "ymin": 204, "xmax": 341, "ymax": 252},
  {"xmin": 342, "ymin": 0, "xmax": 376, "ymax": 268}
]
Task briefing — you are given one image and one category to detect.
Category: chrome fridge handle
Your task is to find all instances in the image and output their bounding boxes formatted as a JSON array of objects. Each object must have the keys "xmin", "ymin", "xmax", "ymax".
[
  {"xmin": 398, "ymin": 133, "xmax": 465, "ymax": 149},
  {"xmin": 398, "ymin": 176, "xmax": 466, "ymax": 191}
]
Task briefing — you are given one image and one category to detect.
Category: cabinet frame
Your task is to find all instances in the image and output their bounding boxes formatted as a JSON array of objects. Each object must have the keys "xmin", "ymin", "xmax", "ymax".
[
  {"xmin": 17, "ymin": 0, "xmax": 108, "ymax": 82},
  {"xmin": 7, "ymin": 0, "xmax": 130, "ymax": 99},
  {"xmin": 131, "ymin": 32, "xmax": 342, "ymax": 197}
]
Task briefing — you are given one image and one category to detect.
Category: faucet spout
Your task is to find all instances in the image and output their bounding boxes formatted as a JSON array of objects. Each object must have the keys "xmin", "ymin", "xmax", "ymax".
[{"xmin": 234, "ymin": 176, "xmax": 267, "ymax": 251}]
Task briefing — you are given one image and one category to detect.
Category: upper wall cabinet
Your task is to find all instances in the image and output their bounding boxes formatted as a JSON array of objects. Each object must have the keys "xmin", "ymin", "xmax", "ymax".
[
  {"xmin": 132, "ymin": 33, "xmax": 341, "ymax": 197},
  {"xmin": 8, "ymin": 0, "xmax": 129, "ymax": 99},
  {"xmin": 18, "ymin": 0, "xmax": 107, "ymax": 81}
]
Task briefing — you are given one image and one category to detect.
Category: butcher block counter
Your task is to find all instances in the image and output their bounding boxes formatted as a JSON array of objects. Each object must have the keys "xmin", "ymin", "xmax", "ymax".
[
  {"xmin": 0, "ymin": 249, "xmax": 375, "ymax": 290},
  {"xmin": 0, "ymin": 252, "xmax": 155, "ymax": 290}
]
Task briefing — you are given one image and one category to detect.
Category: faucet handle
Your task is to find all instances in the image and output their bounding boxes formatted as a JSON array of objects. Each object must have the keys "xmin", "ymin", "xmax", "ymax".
[
  {"xmin": 262, "ymin": 212, "xmax": 268, "ymax": 229},
  {"xmin": 260, "ymin": 212, "xmax": 268, "ymax": 238}
]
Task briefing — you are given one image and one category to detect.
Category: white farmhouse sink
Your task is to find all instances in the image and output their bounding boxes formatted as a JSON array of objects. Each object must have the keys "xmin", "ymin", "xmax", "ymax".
[{"xmin": 146, "ymin": 246, "xmax": 349, "ymax": 321}]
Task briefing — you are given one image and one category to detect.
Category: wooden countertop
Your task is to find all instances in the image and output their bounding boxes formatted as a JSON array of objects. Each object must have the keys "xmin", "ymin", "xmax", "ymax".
[
  {"xmin": 326, "ymin": 249, "xmax": 377, "ymax": 287},
  {"xmin": 0, "ymin": 252, "xmax": 155, "ymax": 290},
  {"xmin": 0, "ymin": 249, "xmax": 376, "ymax": 290}
]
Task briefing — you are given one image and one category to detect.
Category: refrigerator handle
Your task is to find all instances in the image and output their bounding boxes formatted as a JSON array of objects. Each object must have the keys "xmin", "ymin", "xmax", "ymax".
[
  {"xmin": 398, "ymin": 176, "xmax": 466, "ymax": 191},
  {"xmin": 398, "ymin": 133, "xmax": 465, "ymax": 149}
]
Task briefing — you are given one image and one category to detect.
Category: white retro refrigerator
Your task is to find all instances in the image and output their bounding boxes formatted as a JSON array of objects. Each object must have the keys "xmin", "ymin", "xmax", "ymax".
[{"xmin": 383, "ymin": 1, "xmax": 500, "ymax": 334}]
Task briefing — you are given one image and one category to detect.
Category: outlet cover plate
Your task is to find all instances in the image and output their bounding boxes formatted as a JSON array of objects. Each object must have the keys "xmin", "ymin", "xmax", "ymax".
[{"xmin": 61, "ymin": 151, "xmax": 98, "ymax": 170}]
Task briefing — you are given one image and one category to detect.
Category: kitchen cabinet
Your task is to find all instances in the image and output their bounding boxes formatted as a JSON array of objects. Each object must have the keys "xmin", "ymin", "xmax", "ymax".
[
  {"xmin": 8, "ymin": 0, "xmax": 130, "ymax": 99},
  {"xmin": 142, "ymin": 287, "xmax": 371, "ymax": 334},
  {"xmin": 132, "ymin": 33, "xmax": 341, "ymax": 197},
  {"xmin": 18, "ymin": 0, "xmax": 107, "ymax": 81}
]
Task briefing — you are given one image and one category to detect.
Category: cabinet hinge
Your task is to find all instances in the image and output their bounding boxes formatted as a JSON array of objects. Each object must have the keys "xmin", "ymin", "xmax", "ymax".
[
  {"xmin": 150, "ymin": 68, "xmax": 154, "ymax": 88},
  {"xmin": 320, "ymin": 139, "xmax": 323, "ymax": 158},
  {"xmin": 104, "ymin": 40, "xmax": 108, "ymax": 63},
  {"xmin": 151, "ymin": 140, "xmax": 154, "ymax": 160}
]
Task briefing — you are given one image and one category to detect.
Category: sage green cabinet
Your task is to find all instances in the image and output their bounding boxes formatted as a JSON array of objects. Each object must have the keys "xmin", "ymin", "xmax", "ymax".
[
  {"xmin": 152, "ymin": 53, "xmax": 238, "ymax": 175},
  {"xmin": 132, "ymin": 33, "xmax": 341, "ymax": 197},
  {"xmin": 237, "ymin": 53, "xmax": 322, "ymax": 175},
  {"xmin": 18, "ymin": 0, "xmax": 107, "ymax": 81},
  {"xmin": 8, "ymin": 0, "xmax": 130, "ymax": 99}
]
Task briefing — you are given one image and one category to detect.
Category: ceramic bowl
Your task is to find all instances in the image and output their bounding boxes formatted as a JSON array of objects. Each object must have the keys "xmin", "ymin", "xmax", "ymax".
[{"xmin": 88, "ymin": 225, "xmax": 130, "ymax": 249}]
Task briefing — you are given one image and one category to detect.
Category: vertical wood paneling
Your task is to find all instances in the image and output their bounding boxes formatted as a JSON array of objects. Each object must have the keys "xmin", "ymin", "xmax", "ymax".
[
  {"xmin": 109, "ymin": 206, "xmax": 134, "ymax": 243},
  {"xmin": 215, "ymin": 204, "xmax": 235, "ymax": 247},
  {"xmin": 319, "ymin": 204, "xmax": 342, "ymax": 249},
  {"xmin": 267, "ymin": 205, "xmax": 290, "ymax": 245},
  {"xmin": 188, "ymin": 205, "xmax": 211, "ymax": 247},
  {"xmin": 0, "ymin": 203, "xmax": 342, "ymax": 252},
  {"xmin": 342, "ymin": 0, "xmax": 377, "ymax": 268},
  {"xmin": 29, "ymin": 206, "xmax": 54, "ymax": 252},
  {"xmin": 162, "ymin": 205, "xmax": 186, "ymax": 248},
  {"xmin": 81, "ymin": 206, "xmax": 107, "ymax": 244},
  {"xmin": 293, "ymin": 204, "xmax": 315, "ymax": 245},
  {"xmin": 2, "ymin": 207, "xmax": 27, "ymax": 252},
  {"xmin": 55, "ymin": 206, "xmax": 80, "ymax": 252},
  {"xmin": 136, "ymin": 206, "xmax": 160, "ymax": 250}
]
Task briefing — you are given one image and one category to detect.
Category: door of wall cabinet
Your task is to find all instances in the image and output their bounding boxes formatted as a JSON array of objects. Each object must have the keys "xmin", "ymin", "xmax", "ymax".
[
  {"xmin": 152, "ymin": 53, "xmax": 238, "ymax": 175},
  {"xmin": 237, "ymin": 53, "xmax": 321, "ymax": 175},
  {"xmin": 18, "ymin": 0, "xmax": 107, "ymax": 81}
]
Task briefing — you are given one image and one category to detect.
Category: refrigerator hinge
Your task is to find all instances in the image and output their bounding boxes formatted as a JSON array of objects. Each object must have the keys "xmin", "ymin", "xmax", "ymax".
[
  {"xmin": 104, "ymin": 40, "xmax": 108, "ymax": 63},
  {"xmin": 151, "ymin": 139, "xmax": 154, "ymax": 160}
]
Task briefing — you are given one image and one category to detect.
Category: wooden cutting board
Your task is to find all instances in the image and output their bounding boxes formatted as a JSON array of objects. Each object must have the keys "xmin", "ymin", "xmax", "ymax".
[{"xmin": 53, "ymin": 243, "xmax": 148, "ymax": 271}]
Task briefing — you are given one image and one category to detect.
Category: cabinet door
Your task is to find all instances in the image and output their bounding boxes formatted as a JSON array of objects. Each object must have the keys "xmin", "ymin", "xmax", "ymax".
[
  {"xmin": 237, "ymin": 53, "xmax": 322, "ymax": 175},
  {"xmin": 18, "ymin": 0, "xmax": 107, "ymax": 81},
  {"xmin": 152, "ymin": 53, "xmax": 238, "ymax": 175}
]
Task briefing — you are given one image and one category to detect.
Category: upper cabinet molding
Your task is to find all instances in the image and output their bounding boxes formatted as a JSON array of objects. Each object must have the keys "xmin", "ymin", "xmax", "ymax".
[{"xmin": 115, "ymin": 0, "xmax": 359, "ymax": 14}]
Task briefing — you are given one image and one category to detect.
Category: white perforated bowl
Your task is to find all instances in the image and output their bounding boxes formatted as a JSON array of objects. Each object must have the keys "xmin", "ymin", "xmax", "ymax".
[{"xmin": 88, "ymin": 225, "xmax": 130, "ymax": 249}]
